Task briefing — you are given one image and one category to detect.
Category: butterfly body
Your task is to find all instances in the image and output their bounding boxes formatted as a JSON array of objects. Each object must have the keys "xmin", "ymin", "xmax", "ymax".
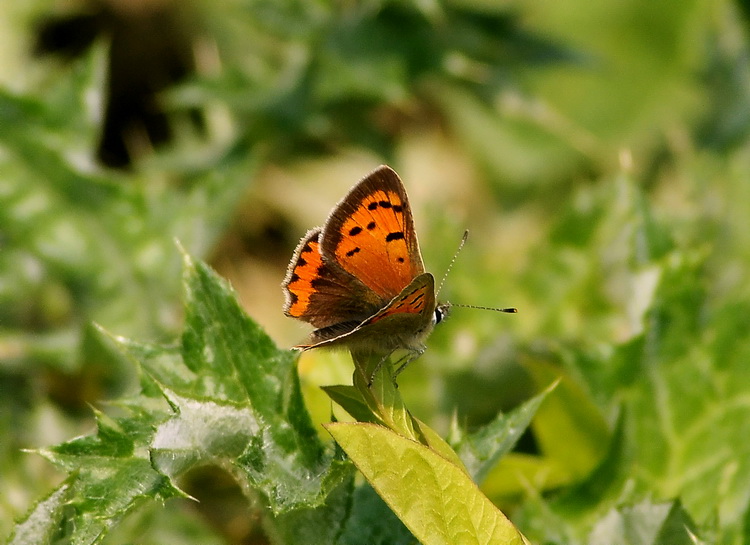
[{"xmin": 283, "ymin": 166, "xmax": 446, "ymax": 363}]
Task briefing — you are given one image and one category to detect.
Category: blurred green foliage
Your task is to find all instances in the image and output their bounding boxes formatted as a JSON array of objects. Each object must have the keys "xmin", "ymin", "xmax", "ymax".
[{"xmin": 3, "ymin": 0, "xmax": 750, "ymax": 543}]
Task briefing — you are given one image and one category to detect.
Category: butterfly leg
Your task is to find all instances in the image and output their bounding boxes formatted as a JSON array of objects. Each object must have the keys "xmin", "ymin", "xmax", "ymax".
[
  {"xmin": 366, "ymin": 344, "xmax": 426, "ymax": 387},
  {"xmin": 392, "ymin": 347, "xmax": 424, "ymax": 379},
  {"xmin": 367, "ymin": 352, "xmax": 394, "ymax": 388}
]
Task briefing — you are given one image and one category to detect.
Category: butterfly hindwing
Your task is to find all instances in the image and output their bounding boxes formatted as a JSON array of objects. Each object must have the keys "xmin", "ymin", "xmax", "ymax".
[
  {"xmin": 306, "ymin": 273, "xmax": 437, "ymax": 354},
  {"xmin": 320, "ymin": 166, "xmax": 425, "ymax": 301},
  {"xmin": 282, "ymin": 228, "xmax": 384, "ymax": 329},
  {"xmin": 362, "ymin": 272, "xmax": 436, "ymax": 327}
]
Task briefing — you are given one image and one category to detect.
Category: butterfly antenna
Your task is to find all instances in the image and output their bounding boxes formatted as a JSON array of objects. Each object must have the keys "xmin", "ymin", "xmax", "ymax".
[
  {"xmin": 436, "ymin": 230, "xmax": 469, "ymax": 296},
  {"xmin": 437, "ymin": 230, "xmax": 518, "ymax": 313},
  {"xmin": 450, "ymin": 303, "xmax": 518, "ymax": 314}
]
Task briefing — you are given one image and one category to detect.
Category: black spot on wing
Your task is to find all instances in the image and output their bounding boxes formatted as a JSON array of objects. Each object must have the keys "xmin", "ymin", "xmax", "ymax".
[
  {"xmin": 386, "ymin": 231, "xmax": 405, "ymax": 242},
  {"xmin": 346, "ymin": 247, "xmax": 361, "ymax": 257}
]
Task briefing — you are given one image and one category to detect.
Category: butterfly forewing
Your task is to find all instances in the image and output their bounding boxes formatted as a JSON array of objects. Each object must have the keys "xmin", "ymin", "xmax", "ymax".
[{"xmin": 320, "ymin": 166, "xmax": 424, "ymax": 301}]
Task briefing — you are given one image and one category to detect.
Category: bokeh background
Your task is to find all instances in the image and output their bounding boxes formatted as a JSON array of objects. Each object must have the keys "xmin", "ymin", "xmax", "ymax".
[{"xmin": 3, "ymin": 0, "xmax": 750, "ymax": 543}]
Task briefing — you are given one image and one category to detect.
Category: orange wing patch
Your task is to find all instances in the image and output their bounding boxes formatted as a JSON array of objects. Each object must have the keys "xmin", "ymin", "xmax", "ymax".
[
  {"xmin": 283, "ymin": 229, "xmax": 324, "ymax": 319},
  {"xmin": 332, "ymin": 193, "xmax": 418, "ymax": 301}
]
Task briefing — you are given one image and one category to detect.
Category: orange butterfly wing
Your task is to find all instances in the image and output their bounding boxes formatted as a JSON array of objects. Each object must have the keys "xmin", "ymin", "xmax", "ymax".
[
  {"xmin": 283, "ymin": 229, "xmax": 326, "ymax": 322},
  {"xmin": 319, "ymin": 166, "xmax": 425, "ymax": 301},
  {"xmin": 282, "ymin": 228, "xmax": 384, "ymax": 329}
]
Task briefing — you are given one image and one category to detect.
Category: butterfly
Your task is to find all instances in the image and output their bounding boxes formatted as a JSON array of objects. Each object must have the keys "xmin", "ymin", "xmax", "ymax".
[{"xmin": 282, "ymin": 165, "xmax": 448, "ymax": 374}]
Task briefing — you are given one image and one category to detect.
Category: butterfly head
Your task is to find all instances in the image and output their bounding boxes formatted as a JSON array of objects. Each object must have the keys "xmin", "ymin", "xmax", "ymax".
[{"xmin": 434, "ymin": 302, "xmax": 451, "ymax": 326}]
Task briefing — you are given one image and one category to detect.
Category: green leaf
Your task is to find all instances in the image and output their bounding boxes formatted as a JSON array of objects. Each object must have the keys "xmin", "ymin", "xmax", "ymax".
[
  {"xmin": 8, "ymin": 483, "xmax": 72, "ymax": 545},
  {"xmin": 413, "ymin": 418, "xmax": 470, "ymax": 473},
  {"xmin": 39, "ymin": 423, "xmax": 184, "ymax": 545},
  {"xmin": 336, "ymin": 484, "xmax": 414, "ymax": 545},
  {"xmin": 323, "ymin": 362, "xmax": 470, "ymax": 479},
  {"xmin": 551, "ymin": 410, "xmax": 628, "ymax": 516},
  {"xmin": 527, "ymin": 361, "xmax": 610, "ymax": 482},
  {"xmin": 453, "ymin": 384, "xmax": 554, "ymax": 484},
  {"xmin": 349, "ymin": 352, "xmax": 424, "ymax": 441},
  {"xmin": 179, "ymin": 250, "xmax": 300, "ymax": 405},
  {"xmin": 166, "ymin": 252, "xmax": 349, "ymax": 513},
  {"xmin": 0, "ymin": 75, "xmax": 256, "ymax": 377},
  {"xmin": 149, "ymin": 388, "xmax": 262, "ymax": 476},
  {"xmin": 321, "ymin": 384, "xmax": 381, "ymax": 424},
  {"xmin": 11, "ymin": 252, "xmax": 355, "ymax": 543},
  {"xmin": 620, "ymin": 252, "xmax": 750, "ymax": 528},
  {"xmin": 269, "ymin": 476, "xmax": 363, "ymax": 545},
  {"xmin": 326, "ymin": 422, "xmax": 529, "ymax": 545},
  {"xmin": 588, "ymin": 499, "xmax": 699, "ymax": 545}
]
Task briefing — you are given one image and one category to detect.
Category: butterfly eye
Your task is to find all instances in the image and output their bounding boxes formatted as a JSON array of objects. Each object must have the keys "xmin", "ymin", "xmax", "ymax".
[{"xmin": 434, "ymin": 308, "xmax": 443, "ymax": 324}]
